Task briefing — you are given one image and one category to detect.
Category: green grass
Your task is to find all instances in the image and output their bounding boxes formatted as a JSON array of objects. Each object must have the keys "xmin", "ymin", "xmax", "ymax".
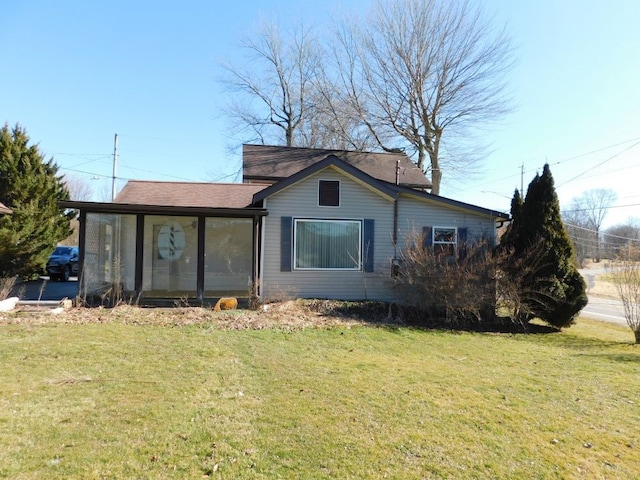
[{"xmin": 1, "ymin": 315, "xmax": 639, "ymax": 479}]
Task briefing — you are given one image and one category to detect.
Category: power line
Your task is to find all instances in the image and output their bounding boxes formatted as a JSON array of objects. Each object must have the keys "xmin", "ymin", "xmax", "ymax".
[
  {"xmin": 59, "ymin": 164, "xmax": 198, "ymax": 183},
  {"xmin": 59, "ymin": 167, "xmax": 111, "ymax": 178},
  {"xmin": 116, "ymin": 164, "xmax": 195, "ymax": 181},
  {"xmin": 548, "ymin": 135, "xmax": 640, "ymax": 166},
  {"xmin": 474, "ymin": 134, "xmax": 640, "ymax": 190},
  {"xmin": 562, "ymin": 202, "xmax": 640, "ymax": 214},
  {"xmin": 564, "ymin": 222, "xmax": 640, "ymax": 246},
  {"xmin": 556, "ymin": 139, "xmax": 640, "ymax": 188}
]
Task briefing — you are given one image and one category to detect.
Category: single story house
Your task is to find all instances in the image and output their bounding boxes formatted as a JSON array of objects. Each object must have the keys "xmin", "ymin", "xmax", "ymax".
[{"xmin": 61, "ymin": 145, "xmax": 509, "ymax": 306}]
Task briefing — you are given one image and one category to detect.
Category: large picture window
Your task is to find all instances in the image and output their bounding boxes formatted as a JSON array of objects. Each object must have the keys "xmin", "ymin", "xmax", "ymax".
[{"xmin": 294, "ymin": 219, "xmax": 361, "ymax": 270}]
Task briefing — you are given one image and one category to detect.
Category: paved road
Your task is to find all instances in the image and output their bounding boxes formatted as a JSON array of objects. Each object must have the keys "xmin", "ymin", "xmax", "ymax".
[
  {"xmin": 10, "ymin": 276, "xmax": 78, "ymax": 302},
  {"xmin": 581, "ymin": 296, "xmax": 627, "ymax": 326}
]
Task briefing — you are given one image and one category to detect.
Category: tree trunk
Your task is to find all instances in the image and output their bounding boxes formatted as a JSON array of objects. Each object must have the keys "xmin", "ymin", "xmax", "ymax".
[
  {"xmin": 635, "ymin": 329, "xmax": 640, "ymax": 344},
  {"xmin": 431, "ymin": 168, "xmax": 442, "ymax": 196},
  {"xmin": 429, "ymin": 132, "xmax": 442, "ymax": 195}
]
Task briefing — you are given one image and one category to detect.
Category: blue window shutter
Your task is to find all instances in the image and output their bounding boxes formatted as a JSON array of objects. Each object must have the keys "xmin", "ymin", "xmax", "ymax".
[
  {"xmin": 458, "ymin": 227, "xmax": 468, "ymax": 244},
  {"xmin": 423, "ymin": 226, "xmax": 433, "ymax": 248},
  {"xmin": 281, "ymin": 216, "xmax": 292, "ymax": 272},
  {"xmin": 363, "ymin": 219, "xmax": 375, "ymax": 272}
]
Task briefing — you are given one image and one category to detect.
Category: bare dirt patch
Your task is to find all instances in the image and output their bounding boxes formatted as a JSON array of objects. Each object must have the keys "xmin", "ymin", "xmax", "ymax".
[{"xmin": 0, "ymin": 300, "xmax": 392, "ymax": 330}]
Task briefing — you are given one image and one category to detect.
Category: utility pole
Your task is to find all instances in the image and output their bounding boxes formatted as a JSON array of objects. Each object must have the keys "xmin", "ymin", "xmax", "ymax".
[
  {"xmin": 520, "ymin": 163, "xmax": 524, "ymax": 194},
  {"xmin": 112, "ymin": 133, "xmax": 118, "ymax": 201}
]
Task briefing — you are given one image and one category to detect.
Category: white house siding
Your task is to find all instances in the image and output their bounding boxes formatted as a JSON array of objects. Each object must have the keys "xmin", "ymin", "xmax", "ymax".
[
  {"xmin": 261, "ymin": 168, "xmax": 397, "ymax": 302},
  {"xmin": 396, "ymin": 194, "xmax": 498, "ymax": 249}
]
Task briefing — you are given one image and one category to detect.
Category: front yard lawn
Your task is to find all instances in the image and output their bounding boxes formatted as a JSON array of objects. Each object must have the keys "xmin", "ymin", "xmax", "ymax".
[{"xmin": 1, "ymin": 305, "xmax": 639, "ymax": 478}]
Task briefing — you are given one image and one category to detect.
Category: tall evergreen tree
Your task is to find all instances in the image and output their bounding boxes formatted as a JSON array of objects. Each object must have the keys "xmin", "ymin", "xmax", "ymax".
[
  {"xmin": 505, "ymin": 164, "xmax": 587, "ymax": 328},
  {"xmin": 0, "ymin": 124, "xmax": 73, "ymax": 278},
  {"xmin": 500, "ymin": 188, "xmax": 523, "ymax": 247}
]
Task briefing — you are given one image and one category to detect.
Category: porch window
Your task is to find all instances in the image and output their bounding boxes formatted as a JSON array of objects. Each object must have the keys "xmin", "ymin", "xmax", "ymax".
[
  {"xmin": 204, "ymin": 218, "xmax": 253, "ymax": 295},
  {"xmin": 294, "ymin": 219, "xmax": 361, "ymax": 270},
  {"xmin": 142, "ymin": 215, "xmax": 198, "ymax": 296},
  {"xmin": 83, "ymin": 213, "xmax": 137, "ymax": 295}
]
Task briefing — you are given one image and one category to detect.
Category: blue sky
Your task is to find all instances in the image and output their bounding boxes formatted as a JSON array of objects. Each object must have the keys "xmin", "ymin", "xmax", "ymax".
[{"xmin": 2, "ymin": 0, "xmax": 639, "ymax": 228}]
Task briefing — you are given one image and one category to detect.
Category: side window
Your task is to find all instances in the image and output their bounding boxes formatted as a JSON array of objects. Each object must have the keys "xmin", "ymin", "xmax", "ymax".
[
  {"xmin": 433, "ymin": 227, "xmax": 457, "ymax": 256},
  {"xmin": 318, "ymin": 180, "xmax": 340, "ymax": 207}
]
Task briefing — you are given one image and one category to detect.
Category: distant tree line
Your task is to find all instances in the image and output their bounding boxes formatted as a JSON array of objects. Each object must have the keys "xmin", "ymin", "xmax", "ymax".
[{"xmin": 562, "ymin": 188, "xmax": 639, "ymax": 265}]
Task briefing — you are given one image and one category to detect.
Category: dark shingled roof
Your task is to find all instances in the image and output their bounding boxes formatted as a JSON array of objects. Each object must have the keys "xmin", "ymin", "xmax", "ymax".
[
  {"xmin": 114, "ymin": 180, "xmax": 269, "ymax": 208},
  {"xmin": 242, "ymin": 144, "xmax": 432, "ymax": 190},
  {"xmin": 0, "ymin": 201, "xmax": 12, "ymax": 215}
]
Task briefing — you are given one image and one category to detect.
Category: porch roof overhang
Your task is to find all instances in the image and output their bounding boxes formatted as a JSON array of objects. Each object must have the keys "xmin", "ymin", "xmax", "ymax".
[{"xmin": 59, "ymin": 200, "xmax": 268, "ymax": 218}]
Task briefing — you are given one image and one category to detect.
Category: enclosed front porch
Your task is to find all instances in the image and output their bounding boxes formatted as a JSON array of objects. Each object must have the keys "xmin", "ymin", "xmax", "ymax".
[{"xmin": 62, "ymin": 202, "xmax": 266, "ymax": 306}]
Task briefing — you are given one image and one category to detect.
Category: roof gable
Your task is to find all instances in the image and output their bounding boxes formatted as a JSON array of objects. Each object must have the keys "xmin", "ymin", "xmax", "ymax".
[
  {"xmin": 252, "ymin": 155, "xmax": 398, "ymax": 204},
  {"xmin": 253, "ymin": 158, "xmax": 508, "ymax": 220},
  {"xmin": 243, "ymin": 144, "xmax": 431, "ymax": 189},
  {"xmin": 114, "ymin": 180, "xmax": 269, "ymax": 209}
]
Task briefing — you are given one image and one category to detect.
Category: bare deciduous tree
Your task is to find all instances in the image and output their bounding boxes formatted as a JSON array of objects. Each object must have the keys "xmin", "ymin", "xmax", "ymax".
[
  {"xmin": 603, "ymin": 219, "xmax": 640, "ymax": 258},
  {"xmin": 612, "ymin": 247, "xmax": 640, "ymax": 343},
  {"xmin": 220, "ymin": 20, "xmax": 323, "ymax": 148},
  {"xmin": 562, "ymin": 212, "xmax": 591, "ymax": 267},
  {"xmin": 328, "ymin": 0, "xmax": 514, "ymax": 194},
  {"xmin": 566, "ymin": 188, "xmax": 618, "ymax": 261},
  {"xmin": 64, "ymin": 174, "xmax": 94, "ymax": 201},
  {"xmin": 220, "ymin": 1, "xmax": 514, "ymax": 194}
]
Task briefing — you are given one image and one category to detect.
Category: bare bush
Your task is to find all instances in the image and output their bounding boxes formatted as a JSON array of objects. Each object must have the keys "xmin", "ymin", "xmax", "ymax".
[
  {"xmin": 493, "ymin": 242, "xmax": 559, "ymax": 328},
  {"xmin": 612, "ymin": 247, "xmax": 640, "ymax": 343},
  {"xmin": 392, "ymin": 232, "xmax": 564, "ymax": 330},
  {"xmin": 1, "ymin": 275, "xmax": 17, "ymax": 300},
  {"xmin": 78, "ymin": 255, "xmax": 136, "ymax": 308},
  {"xmin": 392, "ymin": 232, "xmax": 499, "ymax": 326}
]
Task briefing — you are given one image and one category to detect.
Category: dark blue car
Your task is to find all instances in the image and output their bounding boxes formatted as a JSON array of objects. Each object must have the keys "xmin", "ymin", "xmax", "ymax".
[{"xmin": 46, "ymin": 246, "xmax": 79, "ymax": 281}]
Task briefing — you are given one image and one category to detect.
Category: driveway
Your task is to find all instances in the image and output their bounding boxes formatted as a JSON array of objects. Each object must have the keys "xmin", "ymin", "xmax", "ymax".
[{"xmin": 10, "ymin": 276, "xmax": 78, "ymax": 302}]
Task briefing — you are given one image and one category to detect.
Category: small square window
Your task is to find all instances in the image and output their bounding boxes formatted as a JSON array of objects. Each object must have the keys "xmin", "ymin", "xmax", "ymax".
[
  {"xmin": 433, "ymin": 227, "xmax": 457, "ymax": 257},
  {"xmin": 318, "ymin": 180, "xmax": 340, "ymax": 206}
]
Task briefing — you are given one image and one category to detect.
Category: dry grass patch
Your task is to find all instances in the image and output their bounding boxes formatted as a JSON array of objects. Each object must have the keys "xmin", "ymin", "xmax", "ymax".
[{"xmin": 1, "ymin": 300, "xmax": 378, "ymax": 330}]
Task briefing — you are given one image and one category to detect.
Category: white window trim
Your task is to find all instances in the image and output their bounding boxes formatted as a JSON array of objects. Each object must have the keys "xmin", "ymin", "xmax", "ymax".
[
  {"xmin": 293, "ymin": 218, "xmax": 362, "ymax": 271},
  {"xmin": 433, "ymin": 226, "xmax": 457, "ymax": 255},
  {"xmin": 317, "ymin": 179, "xmax": 341, "ymax": 208}
]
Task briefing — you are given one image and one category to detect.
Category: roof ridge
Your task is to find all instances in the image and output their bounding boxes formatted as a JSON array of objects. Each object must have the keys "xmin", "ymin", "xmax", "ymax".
[
  {"xmin": 124, "ymin": 179, "xmax": 270, "ymax": 186},
  {"xmin": 243, "ymin": 143, "xmax": 409, "ymax": 157}
]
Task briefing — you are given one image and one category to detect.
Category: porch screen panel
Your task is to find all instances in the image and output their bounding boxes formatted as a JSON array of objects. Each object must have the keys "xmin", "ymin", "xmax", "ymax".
[
  {"xmin": 294, "ymin": 219, "xmax": 361, "ymax": 270},
  {"xmin": 83, "ymin": 213, "xmax": 136, "ymax": 296},
  {"xmin": 142, "ymin": 215, "xmax": 198, "ymax": 296},
  {"xmin": 204, "ymin": 218, "xmax": 253, "ymax": 295}
]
